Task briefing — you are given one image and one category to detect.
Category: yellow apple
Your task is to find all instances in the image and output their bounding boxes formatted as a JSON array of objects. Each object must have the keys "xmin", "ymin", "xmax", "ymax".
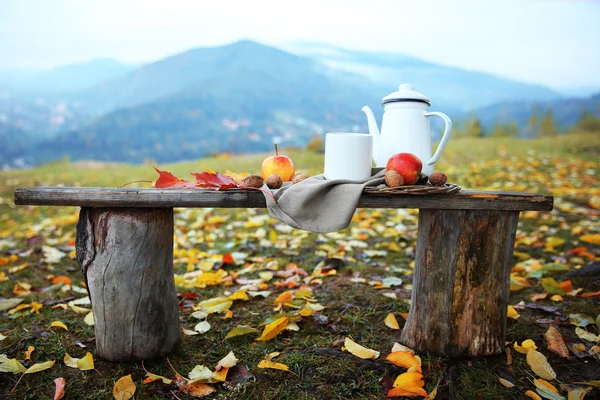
[{"xmin": 261, "ymin": 144, "xmax": 295, "ymax": 181}]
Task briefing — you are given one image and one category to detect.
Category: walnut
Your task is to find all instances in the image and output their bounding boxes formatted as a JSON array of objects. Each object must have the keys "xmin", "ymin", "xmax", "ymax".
[
  {"xmin": 429, "ymin": 171, "xmax": 447, "ymax": 186},
  {"xmin": 241, "ymin": 175, "xmax": 264, "ymax": 188},
  {"xmin": 292, "ymin": 173, "xmax": 309, "ymax": 184},
  {"xmin": 385, "ymin": 170, "xmax": 404, "ymax": 188},
  {"xmin": 265, "ymin": 174, "xmax": 283, "ymax": 189}
]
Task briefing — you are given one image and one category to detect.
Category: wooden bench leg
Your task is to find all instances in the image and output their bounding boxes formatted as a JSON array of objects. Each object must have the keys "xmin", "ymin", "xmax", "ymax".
[
  {"xmin": 400, "ymin": 209, "xmax": 519, "ymax": 357},
  {"xmin": 76, "ymin": 207, "xmax": 181, "ymax": 361}
]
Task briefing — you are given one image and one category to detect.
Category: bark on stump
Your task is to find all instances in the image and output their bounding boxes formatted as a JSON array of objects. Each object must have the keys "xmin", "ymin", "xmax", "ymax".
[
  {"xmin": 76, "ymin": 207, "xmax": 180, "ymax": 361},
  {"xmin": 400, "ymin": 209, "xmax": 519, "ymax": 357}
]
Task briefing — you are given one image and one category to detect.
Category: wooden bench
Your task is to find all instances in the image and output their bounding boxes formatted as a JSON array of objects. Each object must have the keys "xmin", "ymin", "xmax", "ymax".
[{"xmin": 14, "ymin": 187, "xmax": 553, "ymax": 362}]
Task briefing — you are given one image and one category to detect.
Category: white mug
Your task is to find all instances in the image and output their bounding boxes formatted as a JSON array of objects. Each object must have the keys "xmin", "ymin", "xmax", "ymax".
[{"xmin": 324, "ymin": 133, "xmax": 373, "ymax": 181}]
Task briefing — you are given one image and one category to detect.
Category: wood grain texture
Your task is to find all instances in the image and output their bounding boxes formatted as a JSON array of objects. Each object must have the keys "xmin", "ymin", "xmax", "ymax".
[
  {"xmin": 76, "ymin": 207, "xmax": 180, "ymax": 361},
  {"xmin": 15, "ymin": 187, "xmax": 553, "ymax": 211},
  {"xmin": 400, "ymin": 209, "xmax": 519, "ymax": 357}
]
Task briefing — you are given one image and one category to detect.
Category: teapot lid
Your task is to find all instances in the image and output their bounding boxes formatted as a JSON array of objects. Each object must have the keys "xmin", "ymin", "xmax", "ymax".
[{"xmin": 382, "ymin": 83, "xmax": 430, "ymax": 106}]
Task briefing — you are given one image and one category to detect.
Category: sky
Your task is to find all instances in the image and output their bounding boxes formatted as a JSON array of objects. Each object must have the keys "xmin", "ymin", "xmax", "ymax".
[{"xmin": 0, "ymin": 0, "xmax": 599, "ymax": 90}]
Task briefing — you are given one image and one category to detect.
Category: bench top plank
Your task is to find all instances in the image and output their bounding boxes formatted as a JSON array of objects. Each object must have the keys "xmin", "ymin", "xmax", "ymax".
[{"xmin": 14, "ymin": 186, "xmax": 553, "ymax": 211}]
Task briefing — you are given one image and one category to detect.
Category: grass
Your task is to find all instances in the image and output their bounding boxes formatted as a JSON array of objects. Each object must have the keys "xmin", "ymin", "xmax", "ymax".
[{"xmin": 0, "ymin": 131, "xmax": 599, "ymax": 399}]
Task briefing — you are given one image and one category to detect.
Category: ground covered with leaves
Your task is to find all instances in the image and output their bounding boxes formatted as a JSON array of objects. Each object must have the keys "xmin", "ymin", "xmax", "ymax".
[{"xmin": 1, "ymin": 133, "xmax": 599, "ymax": 399}]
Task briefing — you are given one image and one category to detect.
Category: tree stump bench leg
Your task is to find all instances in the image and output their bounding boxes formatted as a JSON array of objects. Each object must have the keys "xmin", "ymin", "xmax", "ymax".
[
  {"xmin": 75, "ymin": 207, "xmax": 181, "ymax": 362},
  {"xmin": 400, "ymin": 209, "xmax": 519, "ymax": 357}
]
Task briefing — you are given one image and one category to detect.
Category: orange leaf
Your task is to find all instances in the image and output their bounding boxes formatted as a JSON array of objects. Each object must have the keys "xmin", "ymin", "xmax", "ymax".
[
  {"xmin": 544, "ymin": 325, "xmax": 569, "ymax": 358},
  {"xmin": 384, "ymin": 313, "xmax": 400, "ymax": 330},
  {"xmin": 386, "ymin": 351, "xmax": 422, "ymax": 372},
  {"xmin": 273, "ymin": 291, "xmax": 293, "ymax": 306},
  {"xmin": 221, "ymin": 253, "xmax": 235, "ymax": 265},
  {"xmin": 559, "ymin": 280, "xmax": 573, "ymax": 293},
  {"xmin": 24, "ymin": 346, "xmax": 35, "ymax": 361},
  {"xmin": 393, "ymin": 371, "xmax": 425, "ymax": 388},
  {"xmin": 53, "ymin": 377, "xmax": 66, "ymax": 400},
  {"xmin": 52, "ymin": 276, "xmax": 72, "ymax": 285},
  {"xmin": 388, "ymin": 386, "xmax": 429, "ymax": 397},
  {"xmin": 181, "ymin": 381, "xmax": 216, "ymax": 397},
  {"xmin": 524, "ymin": 390, "xmax": 543, "ymax": 400},
  {"xmin": 152, "ymin": 167, "xmax": 194, "ymax": 189},
  {"xmin": 256, "ymin": 317, "xmax": 288, "ymax": 341}
]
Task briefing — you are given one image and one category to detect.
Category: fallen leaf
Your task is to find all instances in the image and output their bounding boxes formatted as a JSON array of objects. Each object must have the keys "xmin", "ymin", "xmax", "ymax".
[
  {"xmin": 64, "ymin": 352, "xmax": 94, "ymax": 371},
  {"xmin": 50, "ymin": 321, "xmax": 68, "ymax": 331},
  {"xmin": 194, "ymin": 320, "xmax": 211, "ymax": 334},
  {"xmin": 575, "ymin": 327, "xmax": 600, "ymax": 343},
  {"xmin": 385, "ymin": 313, "xmax": 400, "ymax": 329},
  {"xmin": 0, "ymin": 298, "xmax": 23, "ymax": 311},
  {"xmin": 579, "ymin": 233, "xmax": 600, "ymax": 245},
  {"xmin": 569, "ymin": 314, "xmax": 594, "ymax": 327},
  {"xmin": 256, "ymin": 316, "xmax": 288, "ymax": 341},
  {"xmin": 273, "ymin": 291, "xmax": 294, "ymax": 307},
  {"xmin": 143, "ymin": 372, "xmax": 173, "ymax": 384},
  {"xmin": 152, "ymin": 167, "xmax": 194, "ymax": 189},
  {"xmin": 343, "ymin": 337, "xmax": 380, "ymax": 359},
  {"xmin": 544, "ymin": 326, "xmax": 569, "ymax": 358},
  {"xmin": 568, "ymin": 387, "xmax": 592, "ymax": 400},
  {"xmin": 498, "ymin": 377, "xmax": 515, "ymax": 388},
  {"xmin": 388, "ymin": 385, "xmax": 429, "ymax": 398},
  {"xmin": 507, "ymin": 306, "xmax": 520, "ymax": 319},
  {"xmin": 0, "ymin": 354, "xmax": 26, "ymax": 373},
  {"xmin": 514, "ymin": 339, "xmax": 538, "ymax": 354},
  {"xmin": 216, "ymin": 351, "xmax": 237, "ymax": 371},
  {"xmin": 525, "ymin": 390, "xmax": 543, "ymax": 400},
  {"xmin": 112, "ymin": 374, "xmax": 136, "ymax": 400},
  {"xmin": 54, "ymin": 377, "xmax": 66, "ymax": 400},
  {"xmin": 258, "ymin": 359, "xmax": 293, "ymax": 373},
  {"xmin": 84, "ymin": 312, "xmax": 94, "ymax": 326},
  {"xmin": 181, "ymin": 381, "xmax": 216, "ymax": 397},
  {"xmin": 393, "ymin": 371, "xmax": 425, "ymax": 388},
  {"xmin": 386, "ymin": 351, "xmax": 422, "ymax": 372},
  {"xmin": 188, "ymin": 365, "xmax": 213, "ymax": 382},
  {"xmin": 197, "ymin": 297, "xmax": 233, "ymax": 314},
  {"xmin": 24, "ymin": 346, "xmax": 34, "ymax": 361},
  {"xmin": 23, "ymin": 360, "xmax": 55, "ymax": 375},
  {"xmin": 52, "ymin": 276, "xmax": 72, "ymax": 285},
  {"xmin": 182, "ymin": 327, "xmax": 200, "ymax": 336},
  {"xmin": 527, "ymin": 349, "xmax": 557, "ymax": 380},
  {"xmin": 533, "ymin": 378, "xmax": 565, "ymax": 400},
  {"xmin": 225, "ymin": 325, "xmax": 258, "ymax": 339}
]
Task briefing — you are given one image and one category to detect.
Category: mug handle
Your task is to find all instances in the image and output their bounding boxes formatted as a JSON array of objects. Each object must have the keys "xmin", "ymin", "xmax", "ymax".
[{"xmin": 424, "ymin": 111, "xmax": 452, "ymax": 166}]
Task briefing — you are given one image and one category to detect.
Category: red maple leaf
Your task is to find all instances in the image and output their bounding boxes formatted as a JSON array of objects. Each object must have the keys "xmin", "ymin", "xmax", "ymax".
[
  {"xmin": 153, "ymin": 167, "xmax": 195, "ymax": 188},
  {"xmin": 192, "ymin": 172, "xmax": 240, "ymax": 190}
]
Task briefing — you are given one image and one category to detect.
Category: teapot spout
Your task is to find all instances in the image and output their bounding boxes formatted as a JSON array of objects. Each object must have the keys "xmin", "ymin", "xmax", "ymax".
[{"xmin": 361, "ymin": 105, "xmax": 380, "ymax": 163}]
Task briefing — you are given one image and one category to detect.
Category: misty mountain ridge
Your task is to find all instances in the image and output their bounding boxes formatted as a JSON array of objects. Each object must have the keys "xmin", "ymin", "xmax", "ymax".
[{"xmin": 1, "ymin": 40, "xmax": 598, "ymax": 167}]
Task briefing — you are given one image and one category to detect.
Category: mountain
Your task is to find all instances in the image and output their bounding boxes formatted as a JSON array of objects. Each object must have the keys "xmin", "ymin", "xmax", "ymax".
[
  {"xmin": 0, "ymin": 58, "xmax": 135, "ymax": 95},
  {"xmin": 24, "ymin": 41, "xmax": 379, "ymax": 164},
  {"xmin": 282, "ymin": 42, "xmax": 561, "ymax": 110}
]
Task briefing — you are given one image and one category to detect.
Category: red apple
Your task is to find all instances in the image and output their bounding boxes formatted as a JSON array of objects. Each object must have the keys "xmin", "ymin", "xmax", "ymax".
[
  {"xmin": 386, "ymin": 153, "xmax": 423, "ymax": 185},
  {"xmin": 261, "ymin": 144, "xmax": 295, "ymax": 181}
]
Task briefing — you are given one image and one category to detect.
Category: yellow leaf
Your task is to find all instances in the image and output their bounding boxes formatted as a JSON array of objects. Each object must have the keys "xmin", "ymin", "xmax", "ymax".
[
  {"xmin": 388, "ymin": 385, "xmax": 429, "ymax": 397},
  {"xmin": 228, "ymin": 290, "xmax": 248, "ymax": 301},
  {"xmin": 197, "ymin": 296, "xmax": 233, "ymax": 314},
  {"xmin": 188, "ymin": 365, "xmax": 213, "ymax": 382},
  {"xmin": 256, "ymin": 317, "xmax": 288, "ymax": 341},
  {"xmin": 0, "ymin": 354, "xmax": 26, "ymax": 373},
  {"xmin": 84, "ymin": 312, "xmax": 94, "ymax": 326},
  {"xmin": 575, "ymin": 327, "xmax": 600, "ymax": 343},
  {"xmin": 507, "ymin": 306, "xmax": 520, "ymax": 319},
  {"xmin": 498, "ymin": 377, "xmax": 515, "ymax": 388},
  {"xmin": 51, "ymin": 321, "xmax": 68, "ymax": 331},
  {"xmin": 113, "ymin": 374, "xmax": 136, "ymax": 400},
  {"xmin": 393, "ymin": 371, "xmax": 425, "ymax": 388},
  {"xmin": 550, "ymin": 294, "xmax": 564, "ymax": 302},
  {"xmin": 25, "ymin": 360, "xmax": 55, "ymax": 374},
  {"xmin": 215, "ymin": 351, "xmax": 237, "ymax": 371},
  {"xmin": 69, "ymin": 304, "xmax": 90, "ymax": 314},
  {"xmin": 544, "ymin": 326, "xmax": 569, "ymax": 358},
  {"xmin": 510, "ymin": 274, "xmax": 531, "ymax": 291},
  {"xmin": 580, "ymin": 234, "xmax": 600, "ymax": 245},
  {"xmin": 258, "ymin": 359, "xmax": 292, "ymax": 373},
  {"xmin": 212, "ymin": 367, "xmax": 228, "ymax": 382},
  {"xmin": 514, "ymin": 339, "xmax": 538, "ymax": 354},
  {"xmin": 30, "ymin": 302, "xmax": 43, "ymax": 314},
  {"xmin": 568, "ymin": 387, "xmax": 592, "ymax": 400},
  {"xmin": 24, "ymin": 346, "xmax": 35, "ymax": 361},
  {"xmin": 225, "ymin": 325, "xmax": 258, "ymax": 339},
  {"xmin": 391, "ymin": 343, "xmax": 415, "ymax": 354},
  {"xmin": 54, "ymin": 377, "xmax": 66, "ymax": 400},
  {"xmin": 527, "ymin": 350, "xmax": 557, "ymax": 380},
  {"xmin": 143, "ymin": 372, "xmax": 173, "ymax": 384},
  {"xmin": 64, "ymin": 352, "xmax": 94, "ymax": 371},
  {"xmin": 386, "ymin": 351, "xmax": 422, "ymax": 372},
  {"xmin": 384, "ymin": 313, "xmax": 400, "ymax": 330},
  {"xmin": 525, "ymin": 390, "xmax": 543, "ymax": 400},
  {"xmin": 273, "ymin": 291, "xmax": 294, "ymax": 306},
  {"xmin": 343, "ymin": 337, "xmax": 380, "ymax": 359},
  {"xmin": 533, "ymin": 378, "xmax": 565, "ymax": 400}
]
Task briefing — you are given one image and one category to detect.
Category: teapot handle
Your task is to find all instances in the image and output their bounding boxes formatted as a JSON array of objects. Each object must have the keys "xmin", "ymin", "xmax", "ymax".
[{"xmin": 424, "ymin": 111, "xmax": 452, "ymax": 166}]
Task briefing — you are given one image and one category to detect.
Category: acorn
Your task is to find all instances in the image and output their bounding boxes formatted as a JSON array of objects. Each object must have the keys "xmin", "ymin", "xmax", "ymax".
[
  {"xmin": 241, "ymin": 175, "xmax": 264, "ymax": 188},
  {"xmin": 292, "ymin": 173, "xmax": 309, "ymax": 184},
  {"xmin": 429, "ymin": 171, "xmax": 447, "ymax": 186},
  {"xmin": 385, "ymin": 170, "xmax": 404, "ymax": 188},
  {"xmin": 265, "ymin": 174, "xmax": 283, "ymax": 189}
]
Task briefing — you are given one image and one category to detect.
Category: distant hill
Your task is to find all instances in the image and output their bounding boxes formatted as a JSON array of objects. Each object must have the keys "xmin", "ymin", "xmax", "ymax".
[
  {"xmin": 0, "ymin": 58, "xmax": 135, "ymax": 94},
  {"xmin": 283, "ymin": 42, "xmax": 561, "ymax": 110}
]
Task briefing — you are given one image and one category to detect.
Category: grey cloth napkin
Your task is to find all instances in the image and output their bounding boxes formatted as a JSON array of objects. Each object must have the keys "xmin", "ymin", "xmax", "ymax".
[{"xmin": 263, "ymin": 169, "xmax": 386, "ymax": 233}]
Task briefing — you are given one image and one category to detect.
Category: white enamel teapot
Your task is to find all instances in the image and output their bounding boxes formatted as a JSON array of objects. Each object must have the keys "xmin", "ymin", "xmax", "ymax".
[{"xmin": 362, "ymin": 83, "xmax": 452, "ymax": 176}]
